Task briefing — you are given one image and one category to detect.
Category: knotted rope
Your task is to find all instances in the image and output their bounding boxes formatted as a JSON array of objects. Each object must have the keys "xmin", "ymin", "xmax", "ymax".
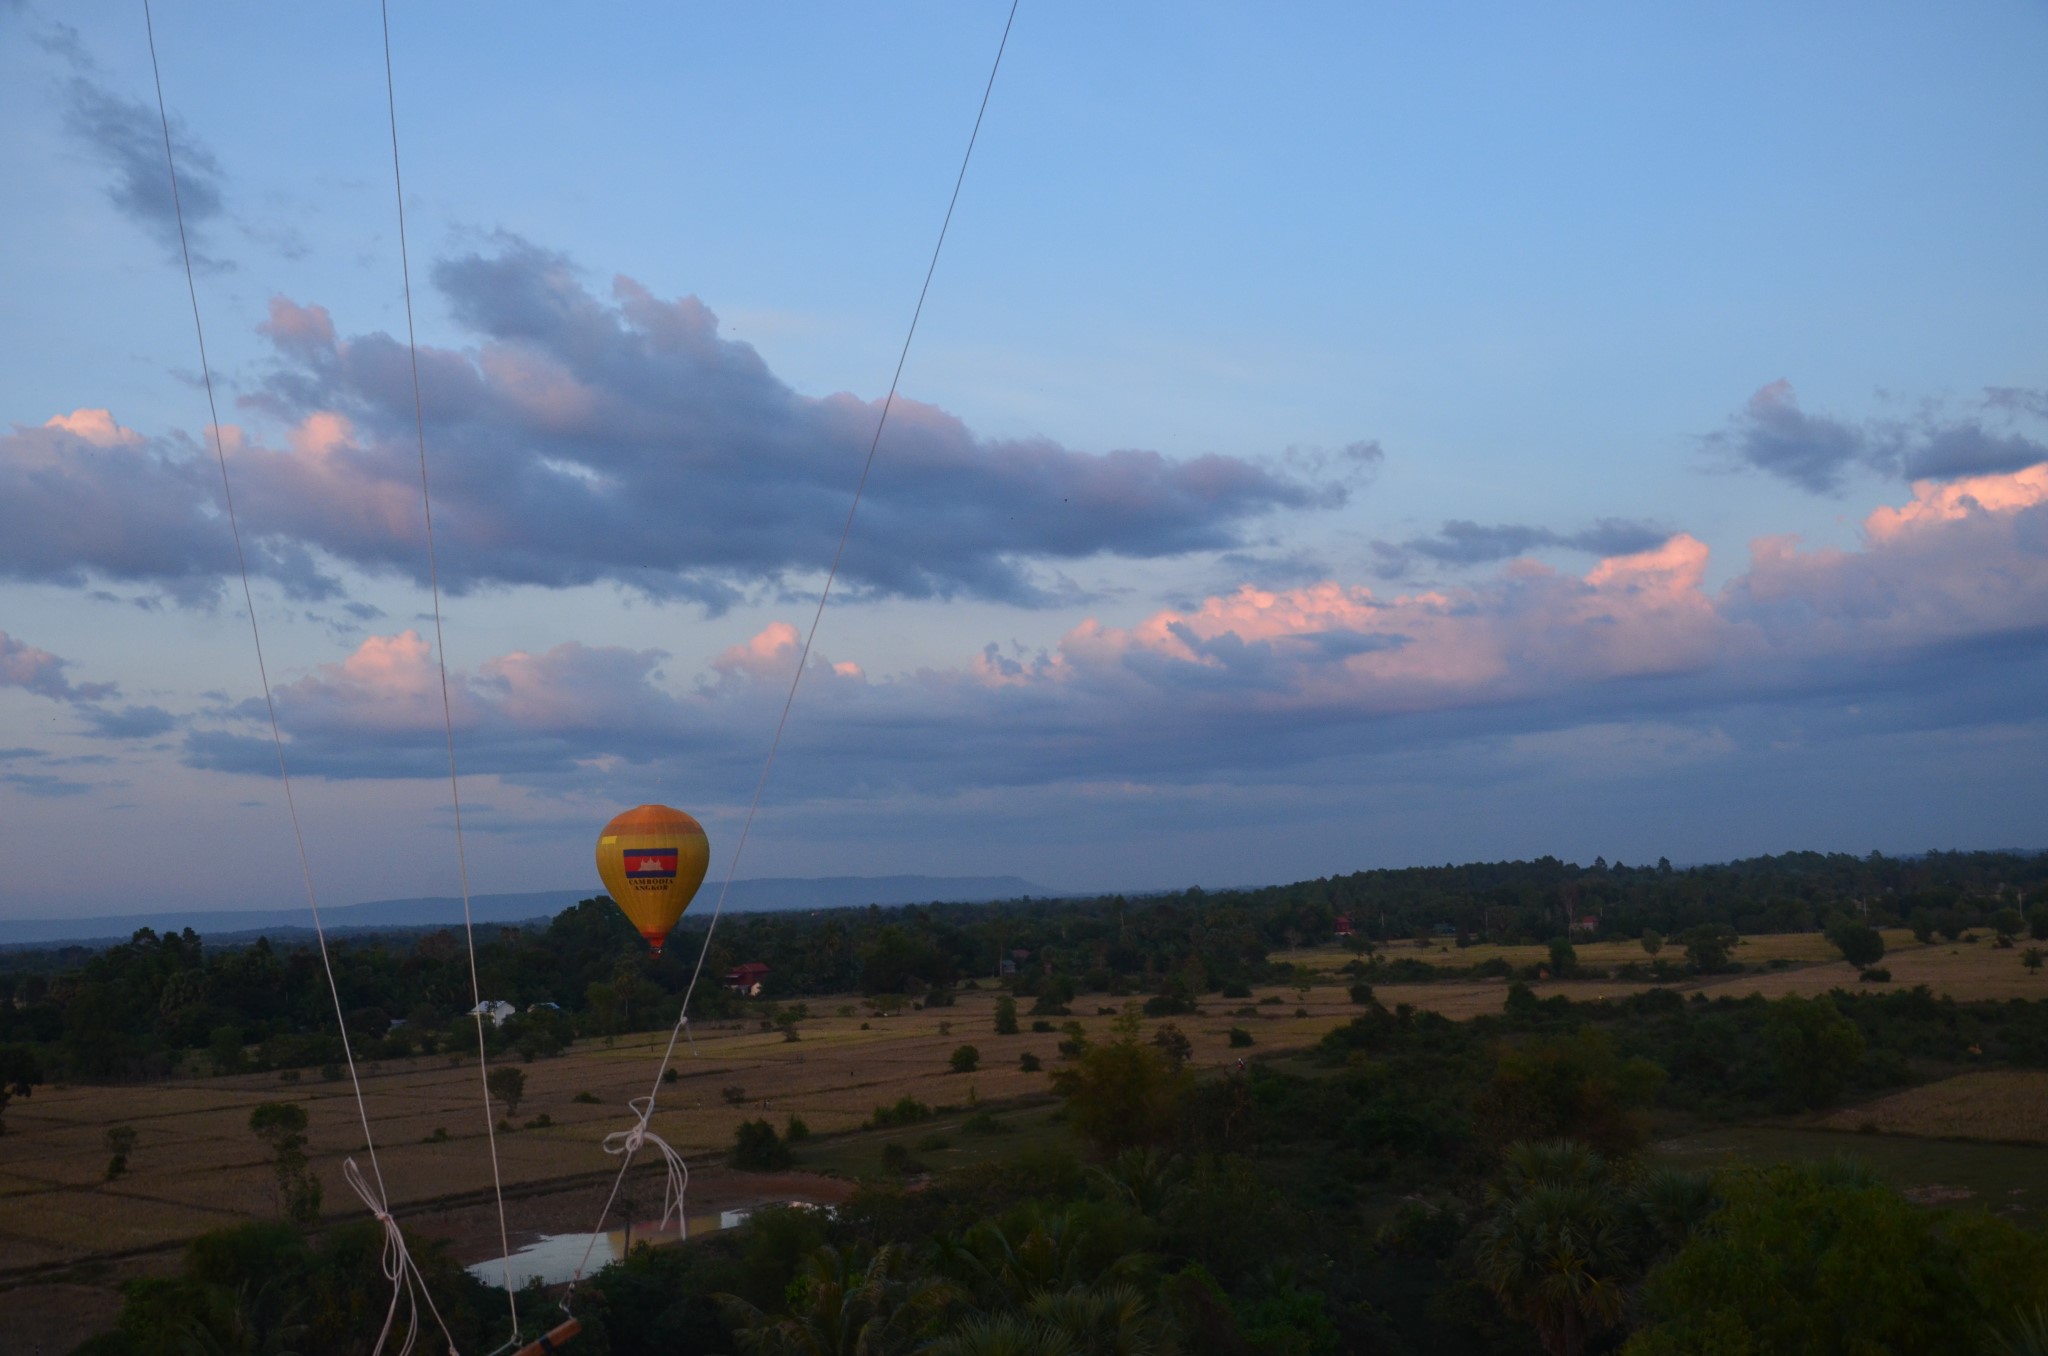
[
  {"xmin": 346, "ymin": 1158, "xmax": 460, "ymax": 1356},
  {"xmin": 601, "ymin": 1096, "xmax": 692, "ymax": 1237}
]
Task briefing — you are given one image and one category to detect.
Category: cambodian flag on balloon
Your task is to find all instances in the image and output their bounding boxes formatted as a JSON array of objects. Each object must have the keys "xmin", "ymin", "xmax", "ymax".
[{"xmin": 623, "ymin": 848, "xmax": 679, "ymax": 879}]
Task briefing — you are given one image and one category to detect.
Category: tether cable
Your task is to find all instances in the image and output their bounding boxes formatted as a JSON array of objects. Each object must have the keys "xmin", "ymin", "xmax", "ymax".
[
  {"xmin": 379, "ymin": 0, "xmax": 521, "ymax": 1332},
  {"xmin": 144, "ymin": 5, "xmax": 453, "ymax": 1351},
  {"xmin": 567, "ymin": 0, "xmax": 1023, "ymax": 1295}
]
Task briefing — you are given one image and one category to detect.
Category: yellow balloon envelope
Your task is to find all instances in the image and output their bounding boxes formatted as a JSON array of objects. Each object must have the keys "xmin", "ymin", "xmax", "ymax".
[{"xmin": 595, "ymin": 804, "xmax": 710, "ymax": 957}]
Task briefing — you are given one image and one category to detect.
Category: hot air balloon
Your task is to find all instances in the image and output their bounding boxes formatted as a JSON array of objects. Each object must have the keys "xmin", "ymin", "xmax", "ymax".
[{"xmin": 595, "ymin": 805, "xmax": 711, "ymax": 957}]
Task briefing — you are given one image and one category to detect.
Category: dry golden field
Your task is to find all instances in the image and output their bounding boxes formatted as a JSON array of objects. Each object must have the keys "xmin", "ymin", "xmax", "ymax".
[
  {"xmin": 4, "ymin": 929, "xmax": 2044, "ymax": 1287},
  {"xmin": 0, "ymin": 985, "xmax": 1345, "ymax": 1281},
  {"xmin": 1276, "ymin": 927, "xmax": 2048, "ymax": 1002},
  {"xmin": 1818, "ymin": 1070, "xmax": 2048, "ymax": 1143}
]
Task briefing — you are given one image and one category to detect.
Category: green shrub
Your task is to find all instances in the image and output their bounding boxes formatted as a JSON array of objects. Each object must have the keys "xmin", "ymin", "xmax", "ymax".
[
  {"xmin": 730, "ymin": 1119, "xmax": 792, "ymax": 1171},
  {"xmin": 872, "ymin": 1095, "xmax": 933, "ymax": 1127}
]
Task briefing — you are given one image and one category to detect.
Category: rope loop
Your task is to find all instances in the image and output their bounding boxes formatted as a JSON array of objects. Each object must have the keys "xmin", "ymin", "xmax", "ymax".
[
  {"xmin": 345, "ymin": 1158, "xmax": 463, "ymax": 1356},
  {"xmin": 600, "ymin": 1097, "xmax": 691, "ymax": 1237}
]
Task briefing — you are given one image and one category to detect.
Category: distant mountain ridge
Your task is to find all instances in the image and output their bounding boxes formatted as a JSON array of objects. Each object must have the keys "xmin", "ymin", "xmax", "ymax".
[{"xmin": 0, "ymin": 875, "xmax": 1056, "ymax": 948}]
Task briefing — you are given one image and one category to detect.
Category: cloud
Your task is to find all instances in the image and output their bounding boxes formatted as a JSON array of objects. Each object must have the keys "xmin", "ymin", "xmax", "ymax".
[
  {"xmin": 79, "ymin": 704, "xmax": 178, "ymax": 739},
  {"xmin": 175, "ymin": 461, "xmax": 2048, "ymax": 803},
  {"xmin": 0, "ymin": 410, "xmax": 339, "ymax": 604},
  {"xmin": 1710, "ymin": 380, "xmax": 2048, "ymax": 493},
  {"xmin": 0, "ymin": 240, "xmax": 1341, "ymax": 612},
  {"xmin": 0, "ymin": 772, "xmax": 95, "ymax": 798},
  {"xmin": 0, "ymin": 630, "xmax": 185, "ymax": 745},
  {"xmin": 43, "ymin": 27, "xmax": 229, "ymax": 268},
  {"xmin": 0, "ymin": 629, "xmax": 115, "ymax": 702},
  {"xmin": 1379, "ymin": 516, "xmax": 1670, "ymax": 571}
]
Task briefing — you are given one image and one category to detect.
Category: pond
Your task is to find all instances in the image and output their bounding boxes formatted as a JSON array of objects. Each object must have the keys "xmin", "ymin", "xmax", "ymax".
[{"xmin": 465, "ymin": 1221, "xmax": 688, "ymax": 1290}]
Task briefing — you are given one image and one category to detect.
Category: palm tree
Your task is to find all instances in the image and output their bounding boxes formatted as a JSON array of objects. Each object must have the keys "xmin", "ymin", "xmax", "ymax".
[
  {"xmin": 720, "ymin": 1244, "xmax": 954, "ymax": 1356},
  {"xmin": 1474, "ymin": 1142, "xmax": 1633, "ymax": 1356},
  {"xmin": 1086, "ymin": 1147, "xmax": 1185, "ymax": 1219},
  {"xmin": 1026, "ymin": 1283, "xmax": 1169, "ymax": 1356},
  {"xmin": 937, "ymin": 1203, "xmax": 1152, "ymax": 1311}
]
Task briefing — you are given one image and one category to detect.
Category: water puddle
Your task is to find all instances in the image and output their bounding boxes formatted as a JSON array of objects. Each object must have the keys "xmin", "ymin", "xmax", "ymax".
[
  {"xmin": 465, "ymin": 1221, "xmax": 693, "ymax": 1289},
  {"xmin": 466, "ymin": 1201, "xmax": 830, "ymax": 1288}
]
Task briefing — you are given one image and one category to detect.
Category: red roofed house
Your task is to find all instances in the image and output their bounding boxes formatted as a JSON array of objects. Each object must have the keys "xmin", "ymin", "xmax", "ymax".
[{"xmin": 724, "ymin": 962, "xmax": 770, "ymax": 996}]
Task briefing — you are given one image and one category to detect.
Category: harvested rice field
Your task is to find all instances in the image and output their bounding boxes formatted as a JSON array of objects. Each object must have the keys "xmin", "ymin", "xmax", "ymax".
[
  {"xmin": 0, "ymin": 984, "xmax": 1358, "ymax": 1281},
  {"xmin": 1818, "ymin": 1070, "xmax": 2048, "ymax": 1144},
  {"xmin": 5, "ymin": 932, "xmax": 2044, "ymax": 1291}
]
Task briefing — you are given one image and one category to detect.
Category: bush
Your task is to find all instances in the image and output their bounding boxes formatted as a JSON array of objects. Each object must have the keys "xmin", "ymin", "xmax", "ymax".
[
  {"xmin": 1680, "ymin": 924, "xmax": 1739, "ymax": 973},
  {"xmin": 1828, "ymin": 919, "xmax": 1887, "ymax": 969},
  {"xmin": 730, "ymin": 1119, "xmax": 792, "ymax": 1171},
  {"xmin": 1228, "ymin": 1027, "xmax": 1254, "ymax": 1048},
  {"xmin": 962, "ymin": 1110, "xmax": 1008, "ymax": 1135},
  {"xmin": 1348, "ymin": 982, "xmax": 1376, "ymax": 1004},
  {"xmin": 1151, "ymin": 1024, "xmax": 1193, "ymax": 1070},
  {"xmin": 1860, "ymin": 967, "xmax": 1892, "ymax": 983},
  {"xmin": 1031, "ymin": 1019, "xmax": 1056, "ymax": 1033},
  {"xmin": 1019, "ymin": 1052, "xmax": 1043, "ymax": 1072},
  {"xmin": 871, "ymin": 1095, "xmax": 933, "ymax": 1127},
  {"xmin": 1142, "ymin": 979, "xmax": 1197, "ymax": 1017},
  {"xmin": 993, "ymin": 995, "xmax": 1019, "ymax": 1035},
  {"xmin": 1219, "ymin": 980, "xmax": 1252, "ymax": 999},
  {"xmin": 486, "ymin": 1066, "xmax": 526, "ymax": 1120},
  {"xmin": 949, "ymin": 1044, "xmax": 981, "ymax": 1074},
  {"xmin": 785, "ymin": 1114, "xmax": 810, "ymax": 1141},
  {"xmin": 880, "ymin": 1142, "xmax": 924, "ymax": 1176},
  {"xmin": 573, "ymin": 1091, "xmax": 599, "ymax": 1104}
]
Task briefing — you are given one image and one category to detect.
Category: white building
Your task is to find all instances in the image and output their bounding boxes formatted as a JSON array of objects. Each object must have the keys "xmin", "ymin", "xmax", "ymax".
[{"xmin": 469, "ymin": 999, "xmax": 517, "ymax": 1027}]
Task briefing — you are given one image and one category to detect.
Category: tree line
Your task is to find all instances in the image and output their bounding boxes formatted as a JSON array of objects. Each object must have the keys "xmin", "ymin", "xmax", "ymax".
[{"xmin": 2, "ymin": 848, "xmax": 2042, "ymax": 1091}]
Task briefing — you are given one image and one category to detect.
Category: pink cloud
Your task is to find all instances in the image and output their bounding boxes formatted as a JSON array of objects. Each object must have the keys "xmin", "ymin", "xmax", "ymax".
[
  {"xmin": 1864, "ymin": 463, "xmax": 2048, "ymax": 542},
  {"xmin": 0, "ymin": 630, "xmax": 115, "ymax": 703},
  {"xmin": 42, "ymin": 408, "xmax": 141, "ymax": 447},
  {"xmin": 713, "ymin": 622, "xmax": 800, "ymax": 681}
]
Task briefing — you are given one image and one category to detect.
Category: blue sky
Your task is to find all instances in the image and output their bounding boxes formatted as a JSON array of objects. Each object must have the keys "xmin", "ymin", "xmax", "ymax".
[{"xmin": 2, "ymin": 1, "xmax": 2046, "ymax": 919}]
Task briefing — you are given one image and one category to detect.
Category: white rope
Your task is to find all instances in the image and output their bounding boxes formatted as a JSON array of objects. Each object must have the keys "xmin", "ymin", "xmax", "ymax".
[
  {"xmin": 602, "ymin": 1097, "xmax": 691, "ymax": 1237},
  {"xmin": 567, "ymin": 0, "xmax": 1020, "ymax": 1294},
  {"xmin": 377, "ymin": 0, "xmax": 520, "ymax": 1332},
  {"xmin": 345, "ymin": 1159, "xmax": 462, "ymax": 1356},
  {"xmin": 143, "ymin": 3, "xmax": 437, "ymax": 1342}
]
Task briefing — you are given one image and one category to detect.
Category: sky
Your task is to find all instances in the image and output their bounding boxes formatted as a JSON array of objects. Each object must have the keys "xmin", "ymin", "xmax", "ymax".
[{"xmin": 2, "ymin": 1, "xmax": 2046, "ymax": 920}]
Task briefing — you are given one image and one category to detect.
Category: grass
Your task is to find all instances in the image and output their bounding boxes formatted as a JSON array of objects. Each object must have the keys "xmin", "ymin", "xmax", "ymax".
[
  {"xmin": 1657, "ymin": 1123, "xmax": 2048, "ymax": 1226},
  {"xmin": 1275, "ymin": 928, "xmax": 2048, "ymax": 1004},
  {"xmin": 793, "ymin": 1099, "xmax": 1079, "ymax": 1182},
  {"xmin": 1817, "ymin": 1071, "xmax": 2048, "ymax": 1144}
]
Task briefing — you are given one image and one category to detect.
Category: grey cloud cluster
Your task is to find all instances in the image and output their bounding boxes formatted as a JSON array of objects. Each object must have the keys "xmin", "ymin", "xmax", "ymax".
[
  {"xmin": 1711, "ymin": 380, "xmax": 2048, "ymax": 493},
  {"xmin": 0, "ymin": 631, "xmax": 167, "ymax": 799},
  {"xmin": 39, "ymin": 23, "xmax": 229, "ymax": 269},
  {"xmin": 4, "ymin": 239, "xmax": 1341, "ymax": 610},
  {"xmin": 0, "ymin": 630, "xmax": 114, "ymax": 702},
  {"xmin": 1377, "ymin": 516, "xmax": 1669, "ymax": 573},
  {"xmin": 0, "ymin": 415, "xmax": 343, "ymax": 605}
]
